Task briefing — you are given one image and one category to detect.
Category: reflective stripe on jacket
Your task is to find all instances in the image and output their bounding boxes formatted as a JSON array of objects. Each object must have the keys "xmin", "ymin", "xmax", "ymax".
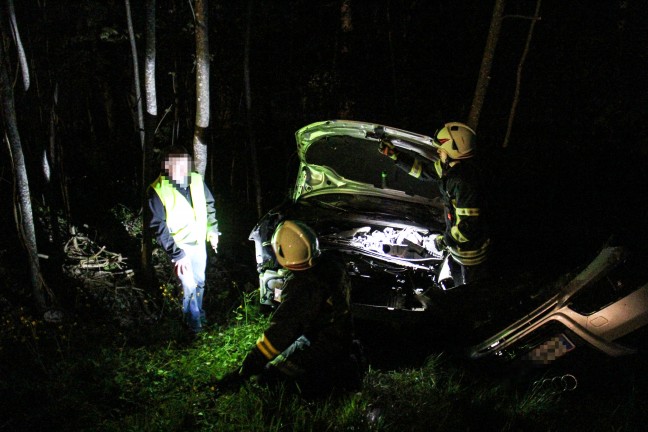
[
  {"xmin": 395, "ymin": 153, "xmax": 490, "ymax": 266},
  {"xmin": 441, "ymin": 162, "xmax": 489, "ymax": 265}
]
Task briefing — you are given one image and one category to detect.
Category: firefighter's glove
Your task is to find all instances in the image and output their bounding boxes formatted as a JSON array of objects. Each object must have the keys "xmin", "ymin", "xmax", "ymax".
[
  {"xmin": 378, "ymin": 141, "xmax": 398, "ymax": 160},
  {"xmin": 432, "ymin": 234, "xmax": 447, "ymax": 254},
  {"xmin": 239, "ymin": 346, "xmax": 268, "ymax": 379}
]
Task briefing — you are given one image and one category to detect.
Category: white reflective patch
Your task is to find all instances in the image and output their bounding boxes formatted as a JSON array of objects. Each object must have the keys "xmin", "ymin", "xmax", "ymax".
[{"xmin": 274, "ymin": 288, "xmax": 283, "ymax": 302}]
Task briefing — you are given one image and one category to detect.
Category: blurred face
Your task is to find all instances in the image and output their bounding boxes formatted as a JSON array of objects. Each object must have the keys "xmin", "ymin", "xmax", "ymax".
[{"xmin": 164, "ymin": 154, "xmax": 191, "ymax": 185}]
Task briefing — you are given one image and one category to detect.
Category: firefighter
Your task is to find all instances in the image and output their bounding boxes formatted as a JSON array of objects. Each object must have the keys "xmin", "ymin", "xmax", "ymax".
[
  {"xmin": 148, "ymin": 146, "xmax": 220, "ymax": 333},
  {"xmin": 217, "ymin": 220, "xmax": 362, "ymax": 395},
  {"xmin": 379, "ymin": 122, "xmax": 490, "ymax": 287}
]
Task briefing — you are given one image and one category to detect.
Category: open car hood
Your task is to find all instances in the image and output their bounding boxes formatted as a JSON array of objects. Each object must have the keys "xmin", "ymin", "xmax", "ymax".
[{"xmin": 292, "ymin": 120, "xmax": 441, "ymax": 204}]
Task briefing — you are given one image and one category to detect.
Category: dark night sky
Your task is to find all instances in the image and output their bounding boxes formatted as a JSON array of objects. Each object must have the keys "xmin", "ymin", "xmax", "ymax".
[{"xmin": 2, "ymin": 0, "xmax": 648, "ymax": 265}]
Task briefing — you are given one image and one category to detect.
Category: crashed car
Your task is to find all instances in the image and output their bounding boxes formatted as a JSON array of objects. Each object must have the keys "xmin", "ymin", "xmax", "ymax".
[
  {"xmin": 249, "ymin": 120, "xmax": 450, "ymax": 318},
  {"xmin": 249, "ymin": 120, "xmax": 648, "ymax": 364},
  {"xmin": 468, "ymin": 245, "xmax": 648, "ymax": 365}
]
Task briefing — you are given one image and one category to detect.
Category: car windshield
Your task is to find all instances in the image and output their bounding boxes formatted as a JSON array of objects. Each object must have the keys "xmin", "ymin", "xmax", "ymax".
[{"xmin": 304, "ymin": 135, "xmax": 438, "ymax": 200}]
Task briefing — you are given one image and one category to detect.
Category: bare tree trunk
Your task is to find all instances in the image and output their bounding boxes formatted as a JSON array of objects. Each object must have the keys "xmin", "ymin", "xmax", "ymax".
[
  {"xmin": 245, "ymin": 0, "xmax": 262, "ymax": 218},
  {"xmin": 40, "ymin": 86, "xmax": 62, "ymax": 256},
  {"xmin": 467, "ymin": 0, "xmax": 506, "ymax": 132},
  {"xmin": 50, "ymin": 83, "xmax": 71, "ymax": 225},
  {"xmin": 502, "ymin": 0, "xmax": 542, "ymax": 148},
  {"xmin": 0, "ymin": 28, "xmax": 51, "ymax": 311},
  {"xmin": 340, "ymin": 0, "xmax": 353, "ymax": 33},
  {"xmin": 125, "ymin": 0, "xmax": 145, "ymax": 149},
  {"xmin": 337, "ymin": 0, "xmax": 354, "ymax": 118},
  {"xmin": 386, "ymin": 0, "xmax": 398, "ymax": 112},
  {"xmin": 193, "ymin": 0, "xmax": 209, "ymax": 176},
  {"xmin": 7, "ymin": 0, "xmax": 29, "ymax": 91},
  {"xmin": 171, "ymin": 69, "xmax": 179, "ymax": 147},
  {"xmin": 141, "ymin": 0, "xmax": 157, "ymax": 288},
  {"xmin": 46, "ymin": 84, "xmax": 68, "ymax": 249}
]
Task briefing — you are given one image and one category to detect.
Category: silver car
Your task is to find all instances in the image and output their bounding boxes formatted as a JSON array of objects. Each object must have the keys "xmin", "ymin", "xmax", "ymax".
[
  {"xmin": 249, "ymin": 120, "xmax": 449, "ymax": 316},
  {"xmin": 469, "ymin": 246, "xmax": 648, "ymax": 364}
]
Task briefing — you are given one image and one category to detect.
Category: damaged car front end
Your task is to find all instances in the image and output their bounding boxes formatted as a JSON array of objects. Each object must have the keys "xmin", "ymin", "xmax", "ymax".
[{"xmin": 249, "ymin": 120, "xmax": 449, "ymax": 318}]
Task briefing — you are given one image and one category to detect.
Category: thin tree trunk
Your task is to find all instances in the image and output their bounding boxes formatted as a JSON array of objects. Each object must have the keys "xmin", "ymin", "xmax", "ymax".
[
  {"xmin": 46, "ymin": 84, "xmax": 66, "ymax": 249},
  {"xmin": 337, "ymin": 0, "xmax": 354, "ymax": 118},
  {"xmin": 193, "ymin": 0, "xmax": 209, "ymax": 176},
  {"xmin": 51, "ymin": 83, "xmax": 71, "ymax": 225},
  {"xmin": 502, "ymin": 0, "xmax": 542, "ymax": 148},
  {"xmin": 40, "ymin": 87, "xmax": 58, "ymax": 253},
  {"xmin": 386, "ymin": 0, "xmax": 398, "ymax": 113},
  {"xmin": 141, "ymin": 0, "xmax": 157, "ymax": 288},
  {"xmin": 171, "ymin": 69, "xmax": 179, "ymax": 147},
  {"xmin": 468, "ymin": 0, "xmax": 506, "ymax": 131},
  {"xmin": 0, "ymin": 27, "xmax": 51, "ymax": 311},
  {"xmin": 245, "ymin": 0, "xmax": 262, "ymax": 218},
  {"xmin": 125, "ymin": 0, "xmax": 145, "ymax": 149},
  {"xmin": 7, "ymin": 0, "xmax": 29, "ymax": 91}
]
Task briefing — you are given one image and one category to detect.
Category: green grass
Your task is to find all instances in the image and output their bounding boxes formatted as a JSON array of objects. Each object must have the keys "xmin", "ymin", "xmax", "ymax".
[
  {"xmin": 2, "ymin": 281, "xmax": 647, "ymax": 432},
  {"xmin": 1, "ymin": 302, "xmax": 570, "ymax": 432}
]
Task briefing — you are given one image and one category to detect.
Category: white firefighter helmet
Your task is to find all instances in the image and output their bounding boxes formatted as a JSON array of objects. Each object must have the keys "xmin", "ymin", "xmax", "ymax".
[
  {"xmin": 435, "ymin": 122, "xmax": 476, "ymax": 160},
  {"xmin": 271, "ymin": 220, "xmax": 321, "ymax": 271}
]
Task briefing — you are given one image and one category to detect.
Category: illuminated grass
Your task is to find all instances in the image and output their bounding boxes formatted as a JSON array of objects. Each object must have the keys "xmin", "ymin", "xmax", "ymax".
[{"xmin": 2, "ymin": 294, "xmax": 644, "ymax": 431}]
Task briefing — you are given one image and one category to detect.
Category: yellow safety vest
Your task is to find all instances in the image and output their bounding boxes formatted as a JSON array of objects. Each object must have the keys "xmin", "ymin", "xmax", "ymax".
[{"xmin": 151, "ymin": 172, "xmax": 208, "ymax": 246}]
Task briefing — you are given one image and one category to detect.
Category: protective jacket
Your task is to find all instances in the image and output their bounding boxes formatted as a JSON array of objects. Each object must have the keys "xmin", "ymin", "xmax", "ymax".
[
  {"xmin": 148, "ymin": 172, "xmax": 218, "ymax": 261},
  {"xmin": 240, "ymin": 254, "xmax": 353, "ymax": 378},
  {"xmin": 395, "ymin": 153, "xmax": 489, "ymax": 266}
]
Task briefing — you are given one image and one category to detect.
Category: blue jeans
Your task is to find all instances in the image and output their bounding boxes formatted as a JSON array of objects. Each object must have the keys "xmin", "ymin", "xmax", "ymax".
[{"xmin": 177, "ymin": 243, "xmax": 207, "ymax": 332}]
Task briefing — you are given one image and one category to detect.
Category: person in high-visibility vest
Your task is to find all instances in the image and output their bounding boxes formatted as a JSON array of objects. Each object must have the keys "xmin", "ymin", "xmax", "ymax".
[
  {"xmin": 148, "ymin": 146, "xmax": 219, "ymax": 333},
  {"xmin": 379, "ymin": 122, "xmax": 490, "ymax": 287}
]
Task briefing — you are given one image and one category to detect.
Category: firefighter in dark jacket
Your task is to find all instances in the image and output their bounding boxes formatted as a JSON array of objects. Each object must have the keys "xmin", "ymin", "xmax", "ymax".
[
  {"xmin": 219, "ymin": 220, "xmax": 360, "ymax": 394},
  {"xmin": 380, "ymin": 122, "xmax": 490, "ymax": 287},
  {"xmin": 148, "ymin": 146, "xmax": 219, "ymax": 333}
]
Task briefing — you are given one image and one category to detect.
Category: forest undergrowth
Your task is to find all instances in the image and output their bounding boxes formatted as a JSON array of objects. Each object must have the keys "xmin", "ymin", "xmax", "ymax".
[{"xmin": 1, "ymin": 208, "xmax": 647, "ymax": 432}]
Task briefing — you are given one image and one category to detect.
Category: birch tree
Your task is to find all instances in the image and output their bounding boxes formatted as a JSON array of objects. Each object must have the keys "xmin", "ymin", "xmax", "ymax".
[
  {"xmin": 125, "ymin": 0, "xmax": 145, "ymax": 149},
  {"xmin": 141, "ymin": 0, "xmax": 157, "ymax": 285},
  {"xmin": 0, "ymin": 8, "xmax": 52, "ymax": 310},
  {"xmin": 7, "ymin": 0, "xmax": 28, "ymax": 91},
  {"xmin": 193, "ymin": 0, "xmax": 209, "ymax": 176}
]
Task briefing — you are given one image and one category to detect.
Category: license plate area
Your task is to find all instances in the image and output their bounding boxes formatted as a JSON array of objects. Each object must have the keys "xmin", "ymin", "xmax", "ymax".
[{"xmin": 526, "ymin": 333, "xmax": 575, "ymax": 365}]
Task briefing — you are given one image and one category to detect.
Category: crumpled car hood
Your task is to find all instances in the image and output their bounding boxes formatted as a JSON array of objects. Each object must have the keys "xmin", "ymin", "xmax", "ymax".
[{"xmin": 292, "ymin": 120, "xmax": 441, "ymax": 204}]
